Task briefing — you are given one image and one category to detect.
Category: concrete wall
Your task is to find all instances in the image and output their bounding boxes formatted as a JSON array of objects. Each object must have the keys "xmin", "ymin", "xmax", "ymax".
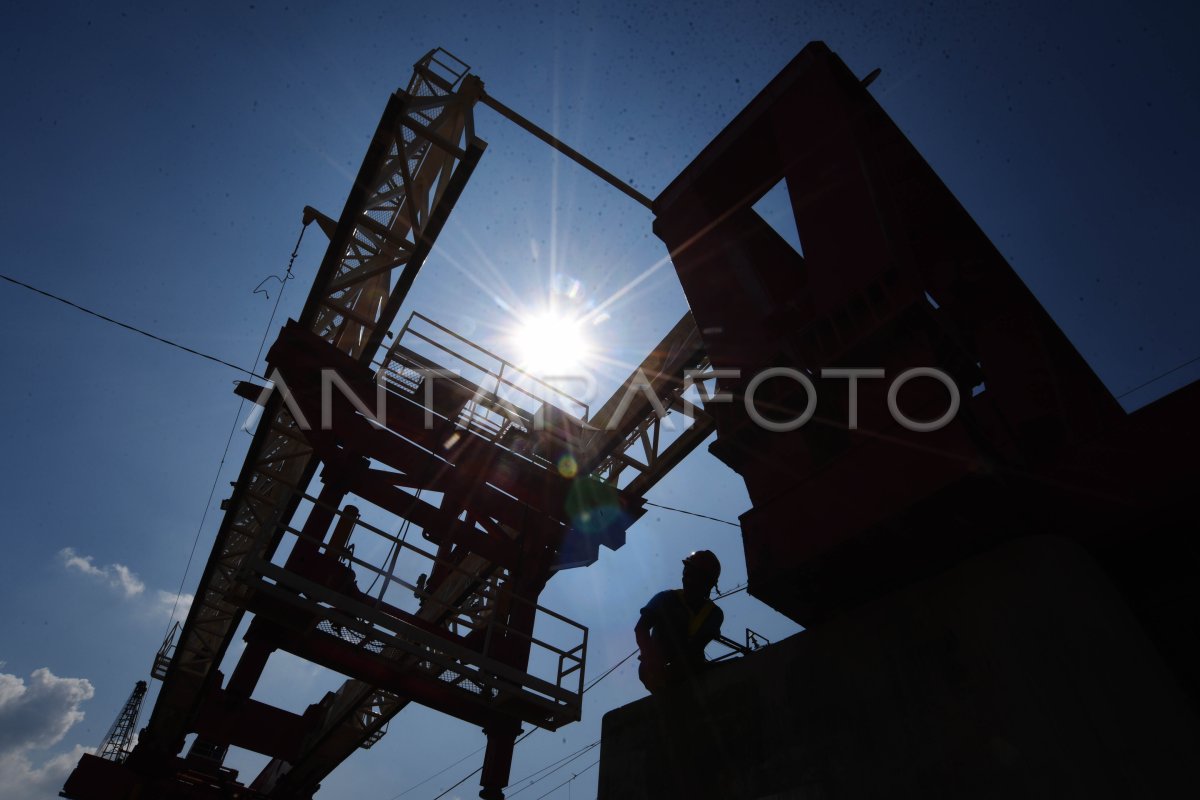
[{"xmin": 598, "ymin": 536, "xmax": 1200, "ymax": 799}]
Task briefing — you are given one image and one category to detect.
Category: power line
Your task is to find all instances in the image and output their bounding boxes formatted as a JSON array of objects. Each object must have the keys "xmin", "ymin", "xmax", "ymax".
[
  {"xmin": 162, "ymin": 402, "xmax": 243, "ymax": 634},
  {"xmin": 385, "ymin": 745, "xmax": 485, "ymax": 799},
  {"xmin": 5, "ymin": 229, "xmax": 730, "ymax": 793},
  {"xmin": 506, "ymin": 740, "xmax": 600, "ymax": 798},
  {"xmin": 428, "ymin": 728, "xmax": 538, "ymax": 800},
  {"xmin": 584, "ymin": 649, "xmax": 637, "ymax": 693},
  {"xmin": 417, "ymin": 642, "xmax": 632, "ymax": 800},
  {"xmin": 715, "ymin": 582, "xmax": 748, "ymax": 600},
  {"xmin": 427, "ymin": 760, "xmax": 483, "ymax": 800},
  {"xmin": 643, "ymin": 500, "xmax": 739, "ymax": 528},
  {"xmin": 1116, "ymin": 352, "xmax": 1200, "ymax": 399},
  {"xmin": 0, "ymin": 272, "xmax": 266, "ymax": 380},
  {"xmin": 161, "ymin": 218, "xmax": 310, "ymax": 633},
  {"xmin": 530, "ymin": 758, "xmax": 599, "ymax": 800},
  {"xmin": 250, "ymin": 221, "xmax": 308, "ymax": 368},
  {"xmin": 499, "ymin": 587, "xmax": 747, "ymax": 796}
]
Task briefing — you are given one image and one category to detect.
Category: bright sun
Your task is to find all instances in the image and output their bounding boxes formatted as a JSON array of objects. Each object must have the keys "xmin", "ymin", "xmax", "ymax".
[{"xmin": 511, "ymin": 311, "xmax": 592, "ymax": 376}]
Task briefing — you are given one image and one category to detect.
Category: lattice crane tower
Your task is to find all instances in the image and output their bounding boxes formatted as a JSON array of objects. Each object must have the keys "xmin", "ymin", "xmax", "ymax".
[
  {"xmin": 97, "ymin": 681, "xmax": 148, "ymax": 765},
  {"xmin": 62, "ymin": 47, "xmax": 712, "ymax": 800}
]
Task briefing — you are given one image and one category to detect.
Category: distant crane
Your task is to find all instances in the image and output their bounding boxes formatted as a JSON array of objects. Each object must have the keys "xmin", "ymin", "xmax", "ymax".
[{"xmin": 97, "ymin": 681, "xmax": 147, "ymax": 764}]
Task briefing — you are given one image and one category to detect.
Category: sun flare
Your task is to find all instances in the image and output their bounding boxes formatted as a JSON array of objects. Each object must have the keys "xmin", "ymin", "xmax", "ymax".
[{"xmin": 511, "ymin": 310, "xmax": 593, "ymax": 376}]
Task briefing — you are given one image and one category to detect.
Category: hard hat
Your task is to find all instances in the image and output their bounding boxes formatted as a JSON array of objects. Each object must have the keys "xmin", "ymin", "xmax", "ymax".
[{"xmin": 682, "ymin": 550, "xmax": 721, "ymax": 583}]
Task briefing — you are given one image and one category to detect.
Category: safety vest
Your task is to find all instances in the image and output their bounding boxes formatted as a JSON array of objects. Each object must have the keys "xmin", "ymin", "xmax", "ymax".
[{"xmin": 675, "ymin": 589, "xmax": 715, "ymax": 637}]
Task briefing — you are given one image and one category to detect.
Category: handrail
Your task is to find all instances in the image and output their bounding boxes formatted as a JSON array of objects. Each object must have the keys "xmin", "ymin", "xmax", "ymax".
[
  {"xmin": 252, "ymin": 487, "xmax": 589, "ymax": 699},
  {"xmin": 399, "ymin": 310, "xmax": 591, "ymax": 415}
]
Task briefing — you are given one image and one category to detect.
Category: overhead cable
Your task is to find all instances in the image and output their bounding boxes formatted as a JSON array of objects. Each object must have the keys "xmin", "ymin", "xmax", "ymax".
[
  {"xmin": 0, "ymin": 272, "xmax": 266, "ymax": 380},
  {"xmin": 160, "ymin": 216, "xmax": 311, "ymax": 635},
  {"xmin": 643, "ymin": 500, "xmax": 739, "ymax": 528},
  {"xmin": 418, "ymin": 642, "xmax": 633, "ymax": 800},
  {"xmin": 530, "ymin": 758, "xmax": 599, "ymax": 800},
  {"xmin": 1116, "ymin": 352, "xmax": 1200, "ymax": 399}
]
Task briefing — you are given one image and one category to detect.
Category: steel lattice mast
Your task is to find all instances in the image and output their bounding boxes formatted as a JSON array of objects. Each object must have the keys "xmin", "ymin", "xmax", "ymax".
[{"xmin": 97, "ymin": 681, "xmax": 147, "ymax": 764}]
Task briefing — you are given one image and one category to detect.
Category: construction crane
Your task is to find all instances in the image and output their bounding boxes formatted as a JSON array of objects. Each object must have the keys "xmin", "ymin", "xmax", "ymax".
[
  {"xmin": 57, "ymin": 38, "xmax": 1200, "ymax": 800},
  {"xmin": 62, "ymin": 47, "xmax": 713, "ymax": 800},
  {"xmin": 96, "ymin": 681, "xmax": 147, "ymax": 765}
]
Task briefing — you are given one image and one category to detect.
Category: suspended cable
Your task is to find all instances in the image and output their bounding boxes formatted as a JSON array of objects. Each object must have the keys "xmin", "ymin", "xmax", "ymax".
[
  {"xmin": 529, "ymin": 758, "xmax": 599, "ymax": 800},
  {"xmin": 407, "ymin": 579, "xmax": 752, "ymax": 800},
  {"xmin": 384, "ymin": 744, "xmax": 486, "ymax": 799},
  {"xmin": 427, "ymin": 763, "xmax": 481, "ymax": 800},
  {"xmin": 161, "ymin": 404, "xmax": 243, "ymax": 635},
  {"xmin": 506, "ymin": 741, "xmax": 600, "ymax": 798},
  {"xmin": 415, "ymin": 640, "xmax": 632, "ymax": 800},
  {"xmin": 366, "ymin": 489, "xmax": 421, "ymax": 597},
  {"xmin": 576, "ymin": 587, "xmax": 744, "ymax": 695},
  {"xmin": 251, "ymin": 221, "xmax": 305, "ymax": 302},
  {"xmin": 0, "ymin": 272, "xmax": 266, "ymax": 380},
  {"xmin": 583, "ymin": 649, "xmax": 637, "ymax": 693},
  {"xmin": 715, "ymin": 582, "xmax": 748, "ymax": 600},
  {"xmin": 160, "ymin": 216, "xmax": 311, "ymax": 635},
  {"xmin": 507, "ymin": 740, "xmax": 600, "ymax": 790},
  {"xmin": 1116, "ymin": 352, "xmax": 1200, "ymax": 399},
  {"xmin": 428, "ymin": 728, "xmax": 538, "ymax": 800},
  {"xmin": 250, "ymin": 221, "xmax": 308, "ymax": 370},
  {"xmin": 643, "ymin": 500, "xmax": 739, "ymax": 528}
]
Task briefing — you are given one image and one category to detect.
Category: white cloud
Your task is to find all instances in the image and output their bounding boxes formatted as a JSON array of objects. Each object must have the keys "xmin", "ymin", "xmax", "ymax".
[
  {"xmin": 0, "ymin": 668, "xmax": 95, "ymax": 800},
  {"xmin": 0, "ymin": 668, "xmax": 94, "ymax": 752},
  {"xmin": 109, "ymin": 565, "xmax": 144, "ymax": 598},
  {"xmin": 155, "ymin": 590, "xmax": 193, "ymax": 624},
  {"xmin": 59, "ymin": 548, "xmax": 145, "ymax": 598},
  {"xmin": 0, "ymin": 743, "xmax": 92, "ymax": 800},
  {"xmin": 57, "ymin": 550, "xmax": 195, "ymax": 631}
]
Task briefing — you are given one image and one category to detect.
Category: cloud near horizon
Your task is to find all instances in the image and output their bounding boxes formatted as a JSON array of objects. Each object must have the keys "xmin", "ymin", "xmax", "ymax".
[
  {"xmin": 0, "ymin": 667, "xmax": 95, "ymax": 800},
  {"xmin": 59, "ymin": 548, "xmax": 145, "ymax": 598}
]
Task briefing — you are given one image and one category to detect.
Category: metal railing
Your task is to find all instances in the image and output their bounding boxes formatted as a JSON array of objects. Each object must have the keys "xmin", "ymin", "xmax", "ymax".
[
  {"xmin": 151, "ymin": 621, "xmax": 181, "ymax": 681},
  {"xmin": 385, "ymin": 310, "xmax": 589, "ymax": 415},
  {"xmin": 241, "ymin": 487, "xmax": 589, "ymax": 726}
]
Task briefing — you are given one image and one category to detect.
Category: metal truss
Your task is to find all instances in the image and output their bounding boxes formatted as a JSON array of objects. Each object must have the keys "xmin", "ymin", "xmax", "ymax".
[
  {"xmin": 130, "ymin": 47, "xmax": 721, "ymax": 800},
  {"xmin": 186, "ymin": 315, "xmax": 598, "ymax": 796},
  {"xmin": 140, "ymin": 48, "xmax": 487, "ymax": 759},
  {"xmin": 97, "ymin": 681, "xmax": 147, "ymax": 764},
  {"xmin": 583, "ymin": 312, "xmax": 715, "ymax": 499},
  {"xmin": 243, "ymin": 488, "xmax": 589, "ymax": 724},
  {"xmin": 237, "ymin": 306, "xmax": 723, "ymax": 795}
]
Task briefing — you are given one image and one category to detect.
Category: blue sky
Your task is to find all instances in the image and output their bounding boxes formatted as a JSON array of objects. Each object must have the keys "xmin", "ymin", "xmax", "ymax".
[{"xmin": 1, "ymin": 1, "xmax": 1198, "ymax": 798}]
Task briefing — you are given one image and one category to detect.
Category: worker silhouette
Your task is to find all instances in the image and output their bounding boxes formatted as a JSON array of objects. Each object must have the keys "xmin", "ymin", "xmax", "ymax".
[{"xmin": 635, "ymin": 550, "xmax": 723, "ymax": 693}]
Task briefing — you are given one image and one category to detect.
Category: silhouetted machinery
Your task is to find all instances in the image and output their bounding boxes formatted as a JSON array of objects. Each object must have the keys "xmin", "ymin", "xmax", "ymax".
[
  {"xmin": 653, "ymin": 41, "xmax": 1200, "ymax": 626},
  {"xmin": 64, "ymin": 42, "xmax": 1200, "ymax": 800},
  {"xmin": 597, "ymin": 41, "xmax": 1200, "ymax": 799},
  {"xmin": 63, "ymin": 49, "xmax": 710, "ymax": 800}
]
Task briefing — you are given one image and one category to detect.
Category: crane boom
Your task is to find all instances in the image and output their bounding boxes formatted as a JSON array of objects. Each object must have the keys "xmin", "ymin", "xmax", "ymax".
[{"xmin": 136, "ymin": 47, "xmax": 485, "ymax": 767}]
